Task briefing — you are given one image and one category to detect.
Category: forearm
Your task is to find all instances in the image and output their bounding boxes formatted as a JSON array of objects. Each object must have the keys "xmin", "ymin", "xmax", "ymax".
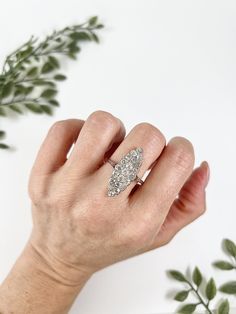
[{"xmin": 0, "ymin": 242, "xmax": 90, "ymax": 314}]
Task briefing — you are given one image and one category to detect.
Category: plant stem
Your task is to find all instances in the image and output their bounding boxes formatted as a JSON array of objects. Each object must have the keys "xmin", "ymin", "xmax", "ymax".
[
  {"xmin": 187, "ymin": 281, "xmax": 213, "ymax": 314},
  {"xmin": 0, "ymin": 97, "xmax": 40, "ymax": 107}
]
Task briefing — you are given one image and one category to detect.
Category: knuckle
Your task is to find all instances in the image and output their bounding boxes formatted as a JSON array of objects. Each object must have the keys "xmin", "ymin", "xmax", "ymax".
[
  {"xmin": 88, "ymin": 110, "xmax": 119, "ymax": 130},
  {"xmin": 135, "ymin": 122, "xmax": 166, "ymax": 146},
  {"xmin": 169, "ymin": 136, "xmax": 195, "ymax": 170},
  {"xmin": 50, "ymin": 120, "xmax": 66, "ymax": 133},
  {"xmin": 49, "ymin": 120, "xmax": 73, "ymax": 138}
]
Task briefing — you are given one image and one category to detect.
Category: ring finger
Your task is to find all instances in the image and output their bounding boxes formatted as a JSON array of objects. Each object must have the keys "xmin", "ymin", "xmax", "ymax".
[{"xmin": 98, "ymin": 122, "xmax": 166, "ymax": 198}]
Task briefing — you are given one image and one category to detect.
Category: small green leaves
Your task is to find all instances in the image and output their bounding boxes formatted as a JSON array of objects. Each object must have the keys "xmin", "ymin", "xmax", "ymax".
[
  {"xmin": 0, "ymin": 130, "xmax": 6, "ymax": 138},
  {"xmin": 0, "ymin": 143, "xmax": 10, "ymax": 149},
  {"xmin": 48, "ymin": 99, "xmax": 59, "ymax": 106},
  {"xmin": 54, "ymin": 74, "xmax": 67, "ymax": 81},
  {"xmin": 169, "ymin": 270, "xmax": 187, "ymax": 282},
  {"xmin": 48, "ymin": 56, "xmax": 60, "ymax": 69},
  {"xmin": 27, "ymin": 67, "xmax": 38, "ymax": 77},
  {"xmin": 169, "ymin": 240, "xmax": 236, "ymax": 314},
  {"xmin": 1, "ymin": 82, "xmax": 13, "ymax": 98},
  {"xmin": 174, "ymin": 290, "xmax": 189, "ymax": 302},
  {"xmin": 41, "ymin": 62, "xmax": 54, "ymax": 74},
  {"xmin": 25, "ymin": 103, "xmax": 43, "ymax": 113},
  {"xmin": 224, "ymin": 239, "xmax": 236, "ymax": 258},
  {"xmin": 40, "ymin": 89, "xmax": 57, "ymax": 99},
  {"xmin": 178, "ymin": 303, "xmax": 198, "ymax": 314},
  {"xmin": 9, "ymin": 104, "xmax": 23, "ymax": 114},
  {"xmin": 206, "ymin": 278, "xmax": 217, "ymax": 300},
  {"xmin": 219, "ymin": 281, "xmax": 236, "ymax": 294},
  {"xmin": 0, "ymin": 16, "xmax": 103, "ymax": 149},
  {"xmin": 40, "ymin": 105, "xmax": 53, "ymax": 115},
  {"xmin": 70, "ymin": 31, "xmax": 91, "ymax": 41},
  {"xmin": 213, "ymin": 261, "xmax": 235, "ymax": 270},
  {"xmin": 89, "ymin": 16, "xmax": 98, "ymax": 26},
  {"xmin": 0, "ymin": 107, "xmax": 6, "ymax": 116},
  {"xmin": 217, "ymin": 299, "xmax": 229, "ymax": 314},
  {"xmin": 192, "ymin": 267, "xmax": 202, "ymax": 287}
]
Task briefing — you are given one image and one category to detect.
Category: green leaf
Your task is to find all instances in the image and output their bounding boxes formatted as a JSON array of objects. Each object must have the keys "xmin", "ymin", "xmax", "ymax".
[
  {"xmin": 96, "ymin": 24, "xmax": 104, "ymax": 29},
  {"xmin": 169, "ymin": 270, "xmax": 187, "ymax": 282},
  {"xmin": 220, "ymin": 281, "xmax": 236, "ymax": 294},
  {"xmin": 67, "ymin": 53, "xmax": 77, "ymax": 60},
  {"xmin": 33, "ymin": 80, "xmax": 55, "ymax": 87},
  {"xmin": 0, "ymin": 130, "xmax": 6, "ymax": 139},
  {"xmin": 91, "ymin": 32, "xmax": 99, "ymax": 43},
  {"xmin": 14, "ymin": 84, "xmax": 26, "ymax": 96},
  {"xmin": 69, "ymin": 32, "xmax": 91, "ymax": 41},
  {"xmin": 218, "ymin": 299, "xmax": 229, "ymax": 314},
  {"xmin": 27, "ymin": 67, "xmax": 38, "ymax": 77},
  {"xmin": 0, "ymin": 107, "xmax": 6, "ymax": 116},
  {"xmin": 41, "ymin": 62, "xmax": 54, "ymax": 74},
  {"xmin": 89, "ymin": 16, "xmax": 98, "ymax": 26},
  {"xmin": 41, "ymin": 89, "xmax": 57, "ymax": 99},
  {"xmin": 9, "ymin": 104, "xmax": 23, "ymax": 114},
  {"xmin": 25, "ymin": 103, "xmax": 43, "ymax": 113},
  {"xmin": 67, "ymin": 42, "xmax": 81, "ymax": 53},
  {"xmin": 213, "ymin": 260, "xmax": 235, "ymax": 270},
  {"xmin": 24, "ymin": 86, "xmax": 34, "ymax": 95},
  {"xmin": 0, "ymin": 143, "xmax": 10, "ymax": 149},
  {"xmin": 192, "ymin": 267, "xmax": 202, "ymax": 287},
  {"xmin": 54, "ymin": 74, "xmax": 67, "ymax": 81},
  {"xmin": 174, "ymin": 290, "xmax": 189, "ymax": 302},
  {"xmin": 48, "ymin": 56, "xmax": 60, "ymax": 69},
  {"xmin": 224, "ymin": 239, "xmax": 236, "ymax": 258},
  {"xmin": 40, "ymin": 105, "xmax": 53, "ymax": 115},
  {"xmin": 178, "ymin": 303, "xmax": 198, "ymax": 314},
  {"xmin": 206, "ymin": 278, "xmax": 217, "ymax": 300},
  {"xmin": 1, "ymin": 82, "xmax": 13, "ymax": 98},
  {"xmin": 48, "ymin": 99, "xmax": 59, "ymax": 106}
]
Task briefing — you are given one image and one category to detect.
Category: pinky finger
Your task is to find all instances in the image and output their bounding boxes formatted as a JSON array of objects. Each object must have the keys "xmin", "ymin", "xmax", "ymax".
[{"xmin": 149, "ymin": 161, "xmax": 210, "ymax": 249}]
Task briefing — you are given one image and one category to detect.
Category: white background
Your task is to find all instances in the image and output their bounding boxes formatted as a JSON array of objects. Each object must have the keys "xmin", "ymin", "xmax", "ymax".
[{"xmin": 0, "ymin": 1, "xmax": 236, "ymax": 313}]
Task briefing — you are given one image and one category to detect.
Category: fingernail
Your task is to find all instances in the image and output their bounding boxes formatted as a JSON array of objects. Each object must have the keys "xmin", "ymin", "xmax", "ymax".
[{"xmin": 200, "ymin": 161, "xmax": 210, "ymax": 187}]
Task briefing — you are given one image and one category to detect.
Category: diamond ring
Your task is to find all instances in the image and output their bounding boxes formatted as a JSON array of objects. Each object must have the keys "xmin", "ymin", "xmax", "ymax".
[{"xmin": 107, "ymin": 147, "xmax": 144, "ymax": 197}]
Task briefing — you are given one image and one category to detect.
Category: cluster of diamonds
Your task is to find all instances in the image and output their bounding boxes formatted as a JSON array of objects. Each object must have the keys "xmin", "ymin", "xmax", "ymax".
[{"xmin": 108, "ymin": 147, "xmax": 143, "ymax": 197}]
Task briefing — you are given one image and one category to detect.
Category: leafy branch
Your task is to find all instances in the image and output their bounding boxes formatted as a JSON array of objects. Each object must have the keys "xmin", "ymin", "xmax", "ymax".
[
  {"xmin": 167, "ymin": 238, "xmax": 236, "ymax": 313},
  {"xmin": 213, "ymin": 239, "xmax": 236, "ymax": 295},
  {"xmin": 168, "ymin": 268, "xmax": 223, "ymax": 313},
  {"xmin": 0, "ymin": 16, "xmax": 104, "ymax": 149}
]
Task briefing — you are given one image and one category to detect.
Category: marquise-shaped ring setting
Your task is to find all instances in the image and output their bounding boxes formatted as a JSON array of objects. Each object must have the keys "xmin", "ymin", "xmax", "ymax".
[{"xmin": 107, "ymin": 147, "xmax": 143, "ymax": 197}]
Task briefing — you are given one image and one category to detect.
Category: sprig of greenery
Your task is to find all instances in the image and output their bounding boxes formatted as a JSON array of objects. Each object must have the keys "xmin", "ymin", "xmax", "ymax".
[
  {"xmin": 168, "ymin": 268, "xmax": 223, "ymax": 313},
  {"xmin": 0, "ymin": 16, "xmax": 104, "ymax": 149},
  {"xmin": 213, "ymin": 239, "xmax": 236, "ymax": 295},
  {"xmin": 167, "ymin": 238, "xmax": 236, "ymax": 313}
]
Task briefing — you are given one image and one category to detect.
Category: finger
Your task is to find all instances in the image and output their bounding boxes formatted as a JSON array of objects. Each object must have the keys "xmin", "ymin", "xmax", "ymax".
[
  {"xmin": 130, "ymin": 137, "xmax": 195, "ymax": 225},
  {"xmin": 148, "ymin": 161, "xmax": 210, "ymax": 249},
  {"xmin": 68, "ymin": 111, "xmax": 126, "ymax": 174},
  {"xmin": 98, "ymin": 122, "xmax": 166, "ymax": 197},
  {"xmin": 31, "ymin": 119, "xmax": 84, "ymax": 175}
]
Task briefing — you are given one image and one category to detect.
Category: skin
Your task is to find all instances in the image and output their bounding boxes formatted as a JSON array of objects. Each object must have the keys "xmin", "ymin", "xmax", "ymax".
[{"xmin": 0, "ymin": 111, "xmax": 210, "ymax": 314}]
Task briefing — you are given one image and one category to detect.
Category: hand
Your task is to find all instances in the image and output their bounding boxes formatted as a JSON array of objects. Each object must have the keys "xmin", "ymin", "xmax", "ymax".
[{"xmin": 28, "ymin": 110, "xmax": 209, "ymax": 284}]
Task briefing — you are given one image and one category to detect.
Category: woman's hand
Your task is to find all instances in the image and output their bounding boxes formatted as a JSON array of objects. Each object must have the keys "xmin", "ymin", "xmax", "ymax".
[{"xmin": 0, "ymin": 111, "xmax": 209, "ymax": 313}]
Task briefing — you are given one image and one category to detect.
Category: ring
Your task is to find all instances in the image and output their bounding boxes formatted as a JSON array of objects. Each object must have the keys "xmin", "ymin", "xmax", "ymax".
[{"xmin": 107, "ymin": 147, "xmax": 144, "ymax": 197}]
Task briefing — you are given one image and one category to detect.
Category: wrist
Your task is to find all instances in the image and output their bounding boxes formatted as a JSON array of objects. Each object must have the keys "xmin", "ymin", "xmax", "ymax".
[
  {"xmin": 26, "ymin": 237, "xmax": 93, "ymax": 287},
  {"xmin": 0, "ymin": 240, "xmax": 92, "ymax": 314}
]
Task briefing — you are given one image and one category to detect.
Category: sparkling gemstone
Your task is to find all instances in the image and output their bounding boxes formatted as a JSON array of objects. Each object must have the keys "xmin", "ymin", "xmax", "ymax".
[{"xmin": 108, "ymin": 147, "xmax": 143, "ymax": 196}]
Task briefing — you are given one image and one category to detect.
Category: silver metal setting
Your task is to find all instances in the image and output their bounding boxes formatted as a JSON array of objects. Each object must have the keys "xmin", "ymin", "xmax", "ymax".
[{"xmin": 107, "ymin": 147, "xmax": 143, "ymax": 197}]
